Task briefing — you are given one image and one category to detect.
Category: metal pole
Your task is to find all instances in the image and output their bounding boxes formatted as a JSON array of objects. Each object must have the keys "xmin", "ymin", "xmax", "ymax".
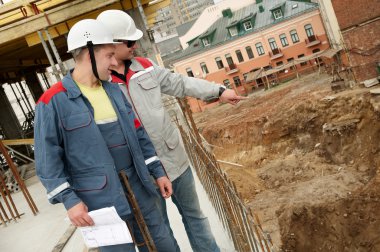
[
  {"xmin": 0, "ymin": 140, "xmax": 38, "ymax": 215},
  {"xmin": 41, "ymin": 72, "xmax": 51, "ymax": 89},
  {"xmin": 19, "ymin": 82, "xmax": 35, "ymax": 114},
  {"xmin": 44, "ymin": 28, "xmax": 67, "ymax": 76},
  {"xmin": 37, "ymin": 30, "xmax": 61, "ymax": 82},
  {"xmin": 14, "ymin": 83, "xmax": 33, "ymax": 114},
  {"xmin": 135, "ymin": 0, "xmax": 161, "ymax": 63},
  {"xmin": 119, "ymin": 171, "xmax": 157, "ymax": 252},
  {"xmin": 0, "ymin": 174, "xmax": 18, "ymax": 220},
  {"xmin": 9, "ymin": 84, "xmax": 27, "ymax": 119}
]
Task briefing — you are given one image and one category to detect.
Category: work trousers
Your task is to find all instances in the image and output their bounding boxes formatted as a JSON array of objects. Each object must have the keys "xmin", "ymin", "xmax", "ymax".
[
  {"xmin": 99, "ymin": 165, "xmax": 179, "ymax": 252},
  {"xmin": 158, "ymin": 167, "xmax": 219, "ymax": 252}
]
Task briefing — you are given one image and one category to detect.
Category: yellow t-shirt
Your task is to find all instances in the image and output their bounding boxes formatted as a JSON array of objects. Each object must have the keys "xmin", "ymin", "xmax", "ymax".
[{"xmin": 76, "ymin": 82, "xmax": 117, "ymax": 124}]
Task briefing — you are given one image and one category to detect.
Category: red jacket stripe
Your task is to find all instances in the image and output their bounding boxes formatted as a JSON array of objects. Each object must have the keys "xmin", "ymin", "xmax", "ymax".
[
  {"xmin": 37, "ymin": 82, "xmax": 66, "ymax": 105},
  {"xmin": 135, "ymin": 57, "xmax": 153, "ymax": 69},
  {"xmin": 134, "ymin": 118, "xmax": 141, "ymax": 129},
  {"xmin": 111, "ymin": 75, "xmax": 125, "ymax": 84}
]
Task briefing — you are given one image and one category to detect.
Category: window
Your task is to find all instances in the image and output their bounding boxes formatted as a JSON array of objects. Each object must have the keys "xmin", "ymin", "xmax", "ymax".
[
  {"xmin": 200, "ymin": 62, "xmax": 209, "ymax": 74},
  {"xmin": 202, "ymin": 37, "xmax": 210, "ymax": 46},
  {"xmin": 215, "ymin": 57, "xmax": 224, "ymax": 69},
  {"xmin": 243, "ymin": 21, "xmax": 252, "ymax": 31},
  {"xmin": 223, "ymin": 79, "xmax": 231, "ymax": 89},
  {"xmin": 268, "ymin": 38, "xmax": 278, "ymax": 50},
  {"xmin": 290, "ymin": 29, "xmax": 299, "ymax": 43},
  {"xmin": 273, "ymin": 9, "xmax": 283, "ymax": 19},
  {"xmin": 298, "ymin": 54, "xmax": 307, "ymax": 66},
  {"xmin": 225, "ymin": 53, "xmax": 234, "ymax": 66},
  {"xmin": 304, "ymin": 24, "xmax": 314, "ymax": 37},
  {"xmin": 236, "ymin": 50, "xmax": 244, "ymax": 63},
  {"xmin": 279, "ymin": 33, "xmax": 289, "ymax": 47},
  {"xmin": 243, "ymin": 73, "xmax": 249, "ymax": 81},
  {"xmin": 276, "ymin": 61, "xmax": 285, "ymax": 73},
  {"xmin": 229, "ymin": 26, "xmax": 238, "ymax": 37},
  {"xmin": 255, "ymin": 42, "xmax": 265, "ymax": 56},
  {"xmin": 233, "ymin": 76, "xmax": 241, "ymax": 87},
  {"xmin": 186, "ymin": 67, "xmax": 194, "ymax": 77},
  {"xmin": 246, "ymin": 46, "xmax": 254, "ymax": 59}
]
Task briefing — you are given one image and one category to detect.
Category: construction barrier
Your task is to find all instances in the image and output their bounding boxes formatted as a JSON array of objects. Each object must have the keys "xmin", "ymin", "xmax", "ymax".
[{"xmin": 175, "ymin": 98, "xmax": 273, "ymax": 252}]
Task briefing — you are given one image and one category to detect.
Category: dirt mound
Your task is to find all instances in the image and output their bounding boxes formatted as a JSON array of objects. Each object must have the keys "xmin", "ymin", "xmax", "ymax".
[
  {"xmin": 194, "ymin": 73, "xmax": 380, "ymax": 250},
  {"xmin": 279, "ymin": 172, "xmax": 380, "ymax": 252}
]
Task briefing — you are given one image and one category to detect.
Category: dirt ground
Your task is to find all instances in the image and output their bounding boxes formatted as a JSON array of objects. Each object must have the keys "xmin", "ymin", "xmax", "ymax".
[{"xmin": 194, "ymin": 72, "xmax": 380, "ymax": 252}]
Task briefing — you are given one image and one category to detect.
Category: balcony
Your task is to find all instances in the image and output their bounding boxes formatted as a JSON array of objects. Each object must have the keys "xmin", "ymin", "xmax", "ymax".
[
  {"xmin": 224, "ymin": 63, "xmax": 239, "ymax": 75},
  {"xmin": 269, "ymin": 48, "xmax": 284, "ymax": 60},
  {"xmin": 305, "ymin": 34, "xmax": 321, "ymax": 47}
]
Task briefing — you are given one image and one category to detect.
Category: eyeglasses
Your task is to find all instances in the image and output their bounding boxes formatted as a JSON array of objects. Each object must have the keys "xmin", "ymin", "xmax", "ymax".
[{"xmin": 115, "ymin": 40, "xmax": 137, "ymax": 48}]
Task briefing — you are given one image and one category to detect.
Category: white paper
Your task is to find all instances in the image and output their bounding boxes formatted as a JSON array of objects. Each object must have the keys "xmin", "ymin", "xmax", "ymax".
[{"xmin": 79, "ymin": 206, "xmax": 133, "ymax": 248}]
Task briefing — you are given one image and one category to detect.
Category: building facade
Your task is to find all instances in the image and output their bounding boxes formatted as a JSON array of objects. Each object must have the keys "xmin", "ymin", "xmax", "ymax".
[
  {"xmin": 178, "ymin": 0, "xmax": 254, "ymax": 49},
  {"xmin": 171, "ymin": 0, "xmax": 330, "ymax": 112},
  {"xmin": 153, "ymin": 0, "xmax": 214, "ymax": 42}
]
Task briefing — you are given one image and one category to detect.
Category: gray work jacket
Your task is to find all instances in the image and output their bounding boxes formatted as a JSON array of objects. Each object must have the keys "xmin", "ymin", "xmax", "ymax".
[{"xmin": 111, "ymin": 57, "xmax": 221, "ymax": 181}]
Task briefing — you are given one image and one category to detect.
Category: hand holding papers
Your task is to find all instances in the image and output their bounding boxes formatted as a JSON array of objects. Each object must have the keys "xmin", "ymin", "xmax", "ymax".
[{"xmin": 79, "ymin": 207, "xmax": 133, "ymax": 248}]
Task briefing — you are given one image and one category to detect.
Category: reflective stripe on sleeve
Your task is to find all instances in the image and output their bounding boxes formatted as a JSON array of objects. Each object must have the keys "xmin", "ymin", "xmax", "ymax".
[
  {"xmin": 145, "ymin": 156, "xmax": 159, "ymax": 165},
  {"xmin": 47, "ymin": 182, "xmax": 70, "ymax": 200}
]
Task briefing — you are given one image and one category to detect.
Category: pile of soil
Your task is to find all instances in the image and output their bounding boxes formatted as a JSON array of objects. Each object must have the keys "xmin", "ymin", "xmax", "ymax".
[{"xmin": 194, "ymin": 73, "xmax": 380, "ymax": 251}]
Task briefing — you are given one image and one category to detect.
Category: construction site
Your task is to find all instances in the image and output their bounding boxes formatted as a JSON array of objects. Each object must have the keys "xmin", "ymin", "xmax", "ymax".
[{"xmin": 0, "ymin": 0, "xmax": 380, "ymax": 252}]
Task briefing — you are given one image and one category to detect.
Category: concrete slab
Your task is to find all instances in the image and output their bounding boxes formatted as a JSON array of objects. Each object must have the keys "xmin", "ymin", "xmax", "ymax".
[{"xmin": 0, "ymin": 169, "xmax": 235, "ymax": 252}]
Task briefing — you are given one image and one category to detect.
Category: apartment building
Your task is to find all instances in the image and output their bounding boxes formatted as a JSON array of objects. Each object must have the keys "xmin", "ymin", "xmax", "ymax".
[
  {"xmin": 170, "ymin": 0, "xmax": 330, "ymax": 112},
  {"xmin": 153, "ymin": 0, "xmax": 214, "ymax": 42}
]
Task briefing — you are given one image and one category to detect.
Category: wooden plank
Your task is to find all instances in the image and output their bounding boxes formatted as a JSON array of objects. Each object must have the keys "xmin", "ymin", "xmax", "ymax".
[
  {"xmin": 143, "ymin": 0, "xmax": 170, "ymax": 16},
  {"xmin": 2, "ymin": 138, "xmax": 34, "ymax": 146},
  {"xmin": 51, "ymin": 225, "xmax": 77, "ymax": 252},
  {"xmin": 0, "ymin": 0, "xmax": 120, "ymax": 45}
]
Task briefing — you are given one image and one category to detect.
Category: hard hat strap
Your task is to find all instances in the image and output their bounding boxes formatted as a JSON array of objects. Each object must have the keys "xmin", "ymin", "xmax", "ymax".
[{"xmin": 87, "ymin": 41, "xmax": 100, "ymax": 80}]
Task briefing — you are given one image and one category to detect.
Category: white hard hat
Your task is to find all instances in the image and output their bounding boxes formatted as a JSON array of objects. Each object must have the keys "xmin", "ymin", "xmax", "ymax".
[
  {"xmin": 67, "ymin": 19, "xmax": 116, "ymax": 52},
  {"xmin": 97, "ymin": 10, "xmax": 143, "ymax": 41}
]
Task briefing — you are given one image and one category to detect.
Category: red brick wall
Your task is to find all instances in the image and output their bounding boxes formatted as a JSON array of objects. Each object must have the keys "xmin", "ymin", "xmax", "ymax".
[
  {"xmin": 342, "ymin": 20, "xmax": 380, "ymax": 82},
  {"xmin": 331, "ymin": 0, "xmax": 380, "ymax": 30}
]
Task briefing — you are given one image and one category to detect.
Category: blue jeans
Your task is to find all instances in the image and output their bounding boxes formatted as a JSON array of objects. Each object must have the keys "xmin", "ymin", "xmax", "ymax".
[{"xmin": 158, "ymin": 167, "xmax": 220, "ymax": 252}]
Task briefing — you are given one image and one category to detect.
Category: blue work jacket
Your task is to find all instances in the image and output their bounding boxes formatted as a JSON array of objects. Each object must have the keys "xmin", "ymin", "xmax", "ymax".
[{"xmin": 34, "ymin": 72, "xmax": 165, "ymax": 217}]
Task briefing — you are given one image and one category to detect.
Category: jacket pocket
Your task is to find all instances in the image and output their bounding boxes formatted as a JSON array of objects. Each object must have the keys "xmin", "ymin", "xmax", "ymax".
[
  {"xmin": 61, "ymin": 112, "xmax": 91, "ymax": 130},
  {"xmin": 61, "ymin": 111, "xmax": 96, "ymax": 146},
  {"xmin": 73, "ymin": 174, "xmax": 107, "ymax": 191},
  {"xmin": 164, "ymin": 127, "xmax": 180, "ymax": 150},
  {"xmin": 73, "ymin": 174, "xmax": 110, "ymax": 211},
  {"xmin": 137, "ymin": 73, "xmax": 162, "ymax": 109}
]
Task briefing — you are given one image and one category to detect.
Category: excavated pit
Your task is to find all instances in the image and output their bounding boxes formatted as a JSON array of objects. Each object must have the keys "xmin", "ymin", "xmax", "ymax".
[{"xmin": 194, "ymin": 73, "xmax": 380, "ymax": 251}]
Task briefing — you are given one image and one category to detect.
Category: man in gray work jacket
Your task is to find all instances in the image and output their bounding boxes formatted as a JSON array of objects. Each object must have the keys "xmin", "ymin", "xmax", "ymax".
[{"xmin": 97, "ymin": 10, "xmax": 246, "ymax": 252}]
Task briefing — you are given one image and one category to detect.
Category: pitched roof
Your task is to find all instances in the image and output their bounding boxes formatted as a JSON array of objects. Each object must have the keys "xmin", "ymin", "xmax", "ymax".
[
  {"xmin": 176, "ymin": 20, "xmax": 197, "ymax": 37},
  {"xmin": 165, "ymin": 0, "xmax": 318, "ymax": 63}
]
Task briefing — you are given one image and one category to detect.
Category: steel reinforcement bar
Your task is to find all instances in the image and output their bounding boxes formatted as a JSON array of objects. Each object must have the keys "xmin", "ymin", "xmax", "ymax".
[{"xmin": 174, "ymin": 98, "xmax": 273, "ymax": 252}]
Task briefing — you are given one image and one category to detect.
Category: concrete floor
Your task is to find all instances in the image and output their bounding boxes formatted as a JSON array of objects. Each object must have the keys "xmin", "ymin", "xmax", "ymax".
[{"xmin": 0, "ymin": 169, "xmax": 235, "ymax": 252}]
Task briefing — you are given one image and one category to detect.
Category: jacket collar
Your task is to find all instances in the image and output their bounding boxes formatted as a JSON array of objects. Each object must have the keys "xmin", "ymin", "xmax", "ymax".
[
  {"xmin": 129, "ymin": 58, "xmax": 145, "ymax": 72},
  {"xmin": 62, "ymin": 70, "xmax": 110, "ymax": 99}
]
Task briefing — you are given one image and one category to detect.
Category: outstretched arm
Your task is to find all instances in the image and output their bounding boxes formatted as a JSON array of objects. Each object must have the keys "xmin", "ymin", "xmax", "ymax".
[{"xmin": 219, "ymin": 88, "xmax": 247, "ymax": 105}]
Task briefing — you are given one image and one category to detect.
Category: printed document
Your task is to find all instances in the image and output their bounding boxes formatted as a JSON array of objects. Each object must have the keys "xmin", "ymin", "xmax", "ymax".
[{"xmin": 79, "ymin": 206, "xmax": 133, "ymax": 248}]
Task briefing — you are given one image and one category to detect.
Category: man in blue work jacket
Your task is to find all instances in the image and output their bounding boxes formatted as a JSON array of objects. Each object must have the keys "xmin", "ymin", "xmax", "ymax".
[{"xmin": 34, "ymin": 19, "xmax": 179, "ymax": 252}]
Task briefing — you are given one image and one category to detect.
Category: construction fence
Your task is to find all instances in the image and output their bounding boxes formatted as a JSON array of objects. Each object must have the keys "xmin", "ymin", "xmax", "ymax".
[{"xmin": 173, "ymin": 97, "xmax": 273, "ymax": 252}]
